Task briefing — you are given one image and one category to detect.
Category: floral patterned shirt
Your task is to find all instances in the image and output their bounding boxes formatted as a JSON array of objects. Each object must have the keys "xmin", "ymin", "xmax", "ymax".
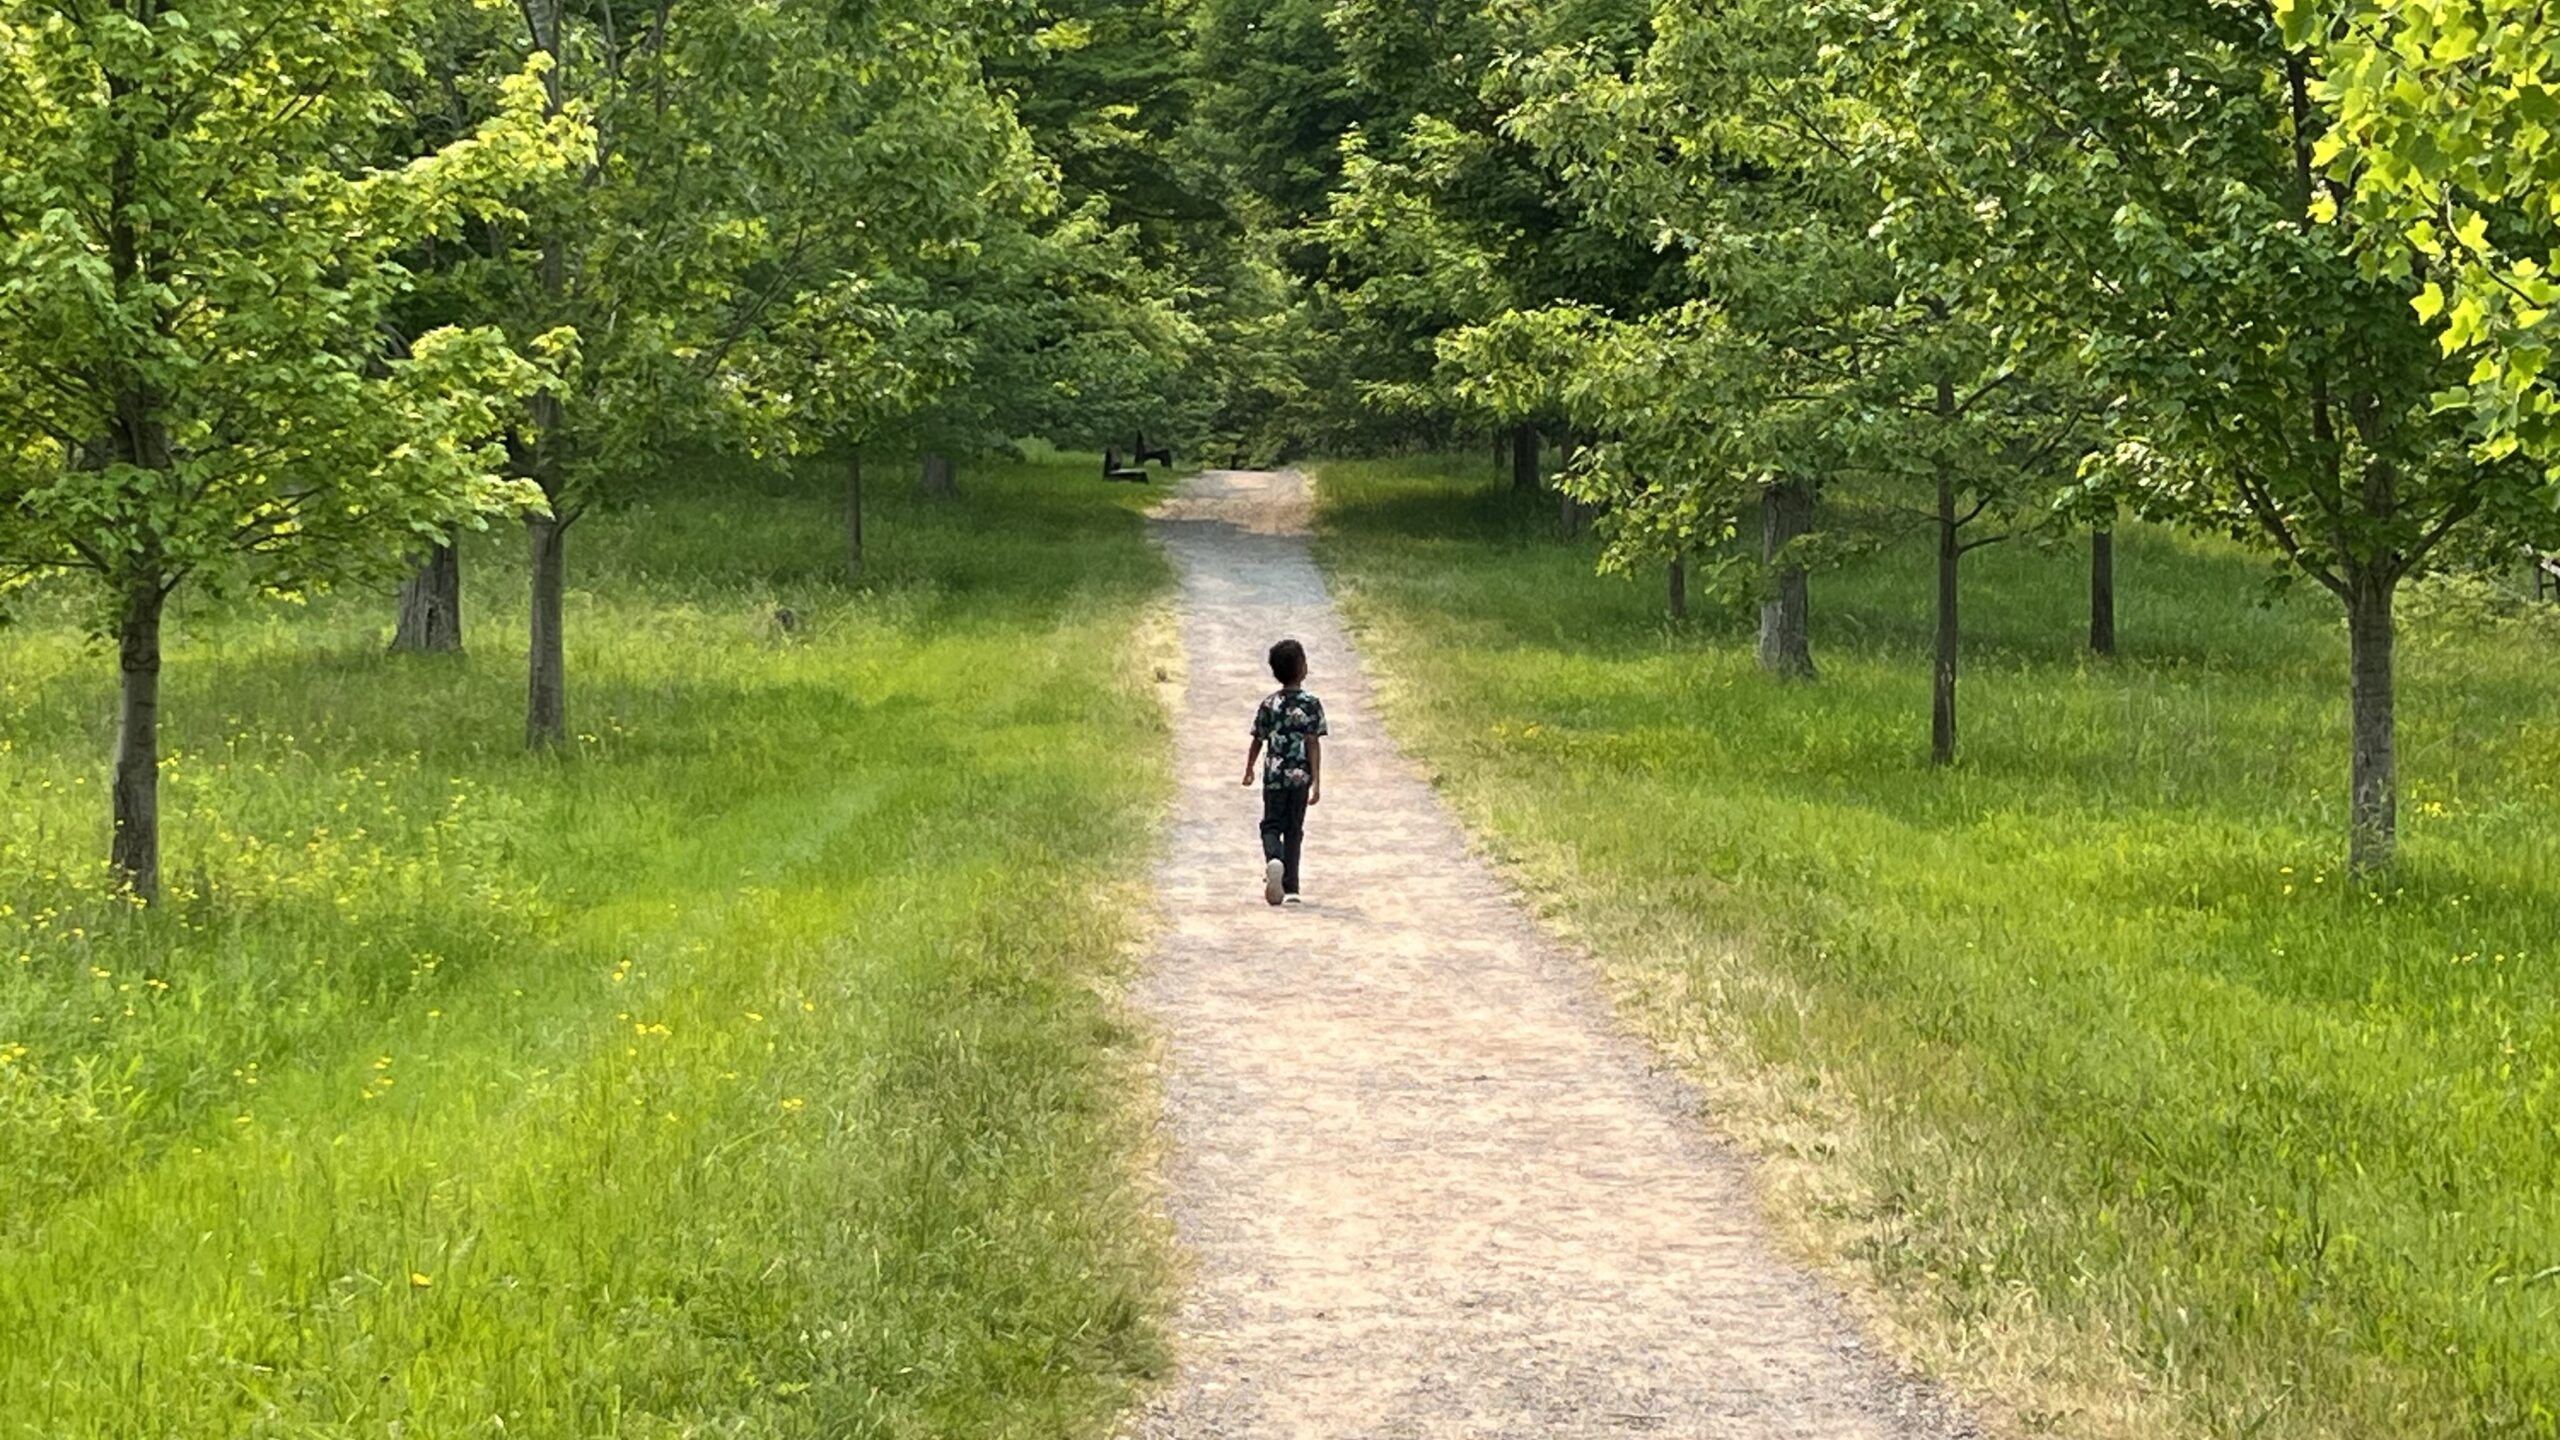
[{"xmin": 1252, "ymin": 688, "xmax": 1329, "ymax": 790}]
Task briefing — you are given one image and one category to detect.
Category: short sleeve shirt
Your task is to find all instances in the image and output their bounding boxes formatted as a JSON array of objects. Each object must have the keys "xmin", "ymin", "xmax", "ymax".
[{"xmin": 1253, "ymin": 688, "xmax": 1329, "ymax": 790}]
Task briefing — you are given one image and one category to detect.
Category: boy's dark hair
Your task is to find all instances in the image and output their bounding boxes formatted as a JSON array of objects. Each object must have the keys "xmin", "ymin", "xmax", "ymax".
[{"xmin": 1268, "ymin": 638, "xmax": 1308, "ymax": 685}]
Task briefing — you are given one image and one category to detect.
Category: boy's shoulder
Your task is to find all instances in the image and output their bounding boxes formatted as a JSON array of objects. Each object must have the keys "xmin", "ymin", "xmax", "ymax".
[{"xmin": 1254, "ymin": 688, "xmax": 1324, "ymax": 720}]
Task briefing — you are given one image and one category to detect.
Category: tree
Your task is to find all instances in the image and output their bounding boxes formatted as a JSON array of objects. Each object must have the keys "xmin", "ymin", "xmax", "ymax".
[
  {"xmin": 1463, "ymin": 0, "xmax": 2096, "ymax": 753},
  {"xmin": 2292, "ymin": 0, "xmax": 2560, "ymax": 474},
  {"xmin": 1188, "ymin": 0, "xmax": 1368, "ymax": 248},
  {"xmin": 392, "ymin": 544, "xmax": 465, "ymax": 653},
  {"xmin": 989, "ymin": 0, "xmax": 1226, "ymax": 259},
  {"xmin": 1832, "ymin": 0, "xmax": 2558, "ymax": 864},
  {"xmin": 1316, "ymin": 0, "xmax": 1671, "ymax": 462},
  {"xmin": 1454, "ymin": 3, "xmax": 1873, "ymax": 680},
  {"xmin": 894, "ymin": 200, "xmax": 1205, "ymax": 490},
  {"xmin": 1446, "ymin": 305, "xmax": 1751, "ymax": 629},
  {"xmin": 433, "ymin": 0, "xmax": 1030, "ymax": 745},
  {"xmin": 733, "ymin": 284, "xmax": 955, "ymax": 574},
  {"xmin": 0, "ymin": 0, "xmax": 569, "ymax": 898}
]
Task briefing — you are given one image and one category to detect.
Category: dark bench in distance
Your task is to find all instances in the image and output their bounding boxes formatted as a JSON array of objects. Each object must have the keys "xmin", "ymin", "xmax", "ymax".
[{"xmin": 1103, "ymin": 435, "xmax": 1176, "ymax": 482}]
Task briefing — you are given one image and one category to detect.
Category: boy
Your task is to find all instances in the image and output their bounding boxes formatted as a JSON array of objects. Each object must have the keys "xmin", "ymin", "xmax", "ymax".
[{"xmin": 1242, "ymin": 638, "xmax": 1327, "ymax": 906}]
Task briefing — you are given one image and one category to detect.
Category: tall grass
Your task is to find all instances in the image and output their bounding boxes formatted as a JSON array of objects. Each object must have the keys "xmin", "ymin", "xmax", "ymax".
[
  {"xmin": 0, "ymin": 456, "xmax": 1173, "ymax": 1437},
  {"xmin": 1316, "ymin": 457, "xmax": 2560, "ymax": 1440}
]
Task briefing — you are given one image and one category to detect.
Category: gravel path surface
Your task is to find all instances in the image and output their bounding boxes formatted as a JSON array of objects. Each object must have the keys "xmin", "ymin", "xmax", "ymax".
[{"xmin": 1132, "ymin": 469, "xmax": 1976, "ymax": 1440}]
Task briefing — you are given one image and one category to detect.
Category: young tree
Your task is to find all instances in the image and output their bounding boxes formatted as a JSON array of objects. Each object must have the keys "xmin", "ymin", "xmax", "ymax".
[
  {"xmin": 1833, "ymin": 0, "xmax": 2558, "ymax": 864},
  {"xmin": 733, "ymin": 285, "xmax": 955, "ymax": 575},
  {"xmin": 1446, "ymin": 304, "xmax": 1753, "ymax": 629},
  {"xmin": 0, "ymin": 0, "xmax": 570, "ymax": 898},
  {"xmin": 1468, "ymin": 3, "xmax": 1875, "ymax": 679},
  {"xmin": 1470, "ymin": 0, "xmax": 2096, "ymax": 751},
  {"xmin": 442, "ymin": 0, "xmax": 1031, "ymax": 745}
]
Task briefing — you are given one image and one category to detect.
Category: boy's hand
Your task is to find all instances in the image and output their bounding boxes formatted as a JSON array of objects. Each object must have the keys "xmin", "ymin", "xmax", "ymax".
[
  {"xmin": 1309, "ymin": 786, "xmax": 1321, "ymax": 806},
  {"xmin": 1242, "ymin": 768, "xmax": 1257, "ymax": 786}
]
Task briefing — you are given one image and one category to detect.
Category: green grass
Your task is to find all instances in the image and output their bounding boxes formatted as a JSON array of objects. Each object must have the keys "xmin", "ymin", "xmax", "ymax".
[
  {"xmin": 0, "ymin": 455, "xmax": 1174, "ymax": 1438},
  {"xmin": 1314, "ymin": 457, "xmax": 2560, "ymax": 1440}
]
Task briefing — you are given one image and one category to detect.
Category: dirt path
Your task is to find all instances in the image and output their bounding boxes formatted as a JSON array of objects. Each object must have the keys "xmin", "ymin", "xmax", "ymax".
[{"xmin": 1134, "ymin": 470, "xmax": 1974, "ymax": 1440}]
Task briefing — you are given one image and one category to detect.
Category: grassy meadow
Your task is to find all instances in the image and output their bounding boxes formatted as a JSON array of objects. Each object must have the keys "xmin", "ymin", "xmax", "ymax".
[
  {"xmin": 1315, "ymin": 458, "xmax": 2560, "ymax": 1440},
  {"xmin": 0, "ymin": 456, "xmax": 1173, "ymax": 1437}
]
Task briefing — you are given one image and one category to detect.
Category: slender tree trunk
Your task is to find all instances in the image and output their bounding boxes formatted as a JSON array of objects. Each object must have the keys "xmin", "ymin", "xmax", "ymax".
[
  {"xmin": 102, "ymin": 103, "xmax": 172, "ymax": 899},
  {"xmin": 1558, "ymin": 432, "xmax": 1590, "ymax": 536},
  {"xmin": 1757, "ymin": 479, "xmax": 1816, "ymax": 678},
  {"xmin": 921, "ymin": 451, "xmax": 956, "ymax": 499},
  {"xmin": 526, "ymin": 514, "xmax": 568, "ymax": 749},
  {"xmin": 1932, "ymin": 471, "xmax": 1960, "ymax": 768},
  {"xmin": 521, "ymin": 0, "xmax": 570, "ymax": 752},
  {"xmin": 2346, "ymin": 568, "xmax": 2397, "ymax": 872},
  {"xmin": 1510, "ymin": 424, "xmax": 1540, "ymax": 493},
  {"xmin": 112, "ymin": 580, "xmax": 167, "ymax": 902},
  {"xmin": 1668, "ymin": 552, "xmax": 1688, "ymax": 620},
  {"xmin": 845, "ymin": 448, "xmax": 865, "ymax": 578},
  {"xmin": 392, "ymin": 544, "xmax": 463, "ymax": 653},
  {"xmin": 2090, "ymin": 528, "xmax": 2117, "ymax": 656}
]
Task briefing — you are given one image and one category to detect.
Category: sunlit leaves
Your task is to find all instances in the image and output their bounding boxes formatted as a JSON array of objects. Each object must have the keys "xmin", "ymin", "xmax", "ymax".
[
  {"xmin": 0, "ymin": 0, "xmax": 576, "ymax": 600},
  {"xmin": 2296, "ymin": 0, "xmax": 2560, "ymax": 478}
]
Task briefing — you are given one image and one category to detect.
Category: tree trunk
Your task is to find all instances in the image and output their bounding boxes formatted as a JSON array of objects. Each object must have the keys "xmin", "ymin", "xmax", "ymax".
[
  {"xmin": 845, "ymin": 448, "xmax": 865, "ymax": 578},
  {"xmin": 1756, "ymin": 479, "xmax": 1816, "ymax": 678},
  {"xmin": 1555, "ymin": 432, "xmax": 1584, "ymax": 536},
  {"xmin": 2090, "ymin": 528, "xmax": 2117, "ymax": 656},
  {"xmin": 522, "ymin": 0, "xmax": 570, "ymax": 752},
  {"xmin": 1932, "ymin": 472, "xmax": 1960, "ymax": 768},
  {"xmin": 1668, "ymin": 552, "xmax": 1688, "ymax": 620},
  {"xmin": 1510, "ymin": 424, "xmax": 1540, "ymax": 493},
  {"xmin": 112, "ymin": 581, "xmax": 166, "ymax": 902},
  {"xmin": 921, "ymin": 451, "xmax": 956, "ymax": 499},
  {"xmin": 2346, "ymin": 569, "xmax": 2397, "ymax": 872},
  {"xmin": 392, "ymin": 544, "xmax": 463, "ymax": 653},
  {"xmin": 526, "ymin": 514, "xmax": 567, "ymax": 749}
]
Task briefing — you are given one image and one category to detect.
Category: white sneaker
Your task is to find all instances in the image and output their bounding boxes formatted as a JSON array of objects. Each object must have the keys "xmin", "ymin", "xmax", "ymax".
[
  {"xmin": 1282, "ymin": 893, "xmax": 1304, "ymax": 906},
  {"xmin": 1264, "ymin": 859, "xmax": 1285, "ymax": 906}
]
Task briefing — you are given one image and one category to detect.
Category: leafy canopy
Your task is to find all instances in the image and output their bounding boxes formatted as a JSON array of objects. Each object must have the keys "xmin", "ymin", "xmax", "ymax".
[{"xmin": 0, "ymin": 0, "xmax": 579, "ymax": 603}]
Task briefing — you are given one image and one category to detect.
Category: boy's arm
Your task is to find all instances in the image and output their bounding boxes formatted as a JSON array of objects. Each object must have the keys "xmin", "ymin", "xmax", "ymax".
[
  {"xmin": 1306, "ymin": 735, "xmax": 1321, "ymax": 804},
  {"xmin": 1242, "ymin": 736, "xmax": 1262, "ymax": 786}
]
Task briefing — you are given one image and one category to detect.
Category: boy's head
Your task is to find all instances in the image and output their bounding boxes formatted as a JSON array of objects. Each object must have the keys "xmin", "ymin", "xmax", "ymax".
[{"xmin": 1268, "ymin": 638, "xmax": 1308, "ymax": 686}]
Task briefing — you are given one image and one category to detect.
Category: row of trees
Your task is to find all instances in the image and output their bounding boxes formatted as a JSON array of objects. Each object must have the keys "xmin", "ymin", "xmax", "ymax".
[
  {"xmin": 0, "ymin": 0, "xmax": 1234, "ymax": 899},
  {"xmin": 1243, "ymin": 0, "xmax": 2560, "ymax": 872},
  {"xmin": 9, "ymin": 0, "xmax": 2560, "ymax": 890}
]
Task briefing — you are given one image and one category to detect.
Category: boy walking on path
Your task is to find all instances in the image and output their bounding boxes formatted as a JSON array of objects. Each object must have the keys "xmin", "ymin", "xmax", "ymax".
[{"xmin": 1243, "ymin": 638, "xmax": 1327, "ymax": 906}]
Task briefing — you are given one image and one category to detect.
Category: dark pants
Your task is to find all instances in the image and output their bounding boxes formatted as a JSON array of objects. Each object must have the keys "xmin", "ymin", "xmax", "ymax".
[{"xmin": 1260, "ymin": 784, "xmax": 1309, "ymax": 895}]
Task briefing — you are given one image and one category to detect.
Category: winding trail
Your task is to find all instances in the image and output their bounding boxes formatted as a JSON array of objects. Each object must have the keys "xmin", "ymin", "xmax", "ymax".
[{"xmin": 1134, "ymin": 470, "xmax": 1975, "ymax": 1440}]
